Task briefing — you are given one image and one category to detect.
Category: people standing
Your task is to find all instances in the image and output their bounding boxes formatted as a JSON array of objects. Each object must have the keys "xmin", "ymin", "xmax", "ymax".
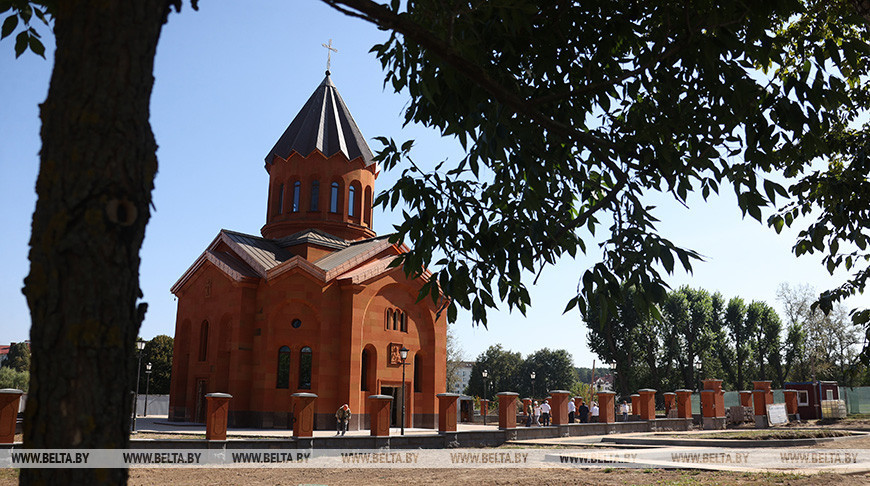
[
  {"xmin": 335, "ymin": 404, "xmax": 351, "ymax": 435},
  {"xmin": 590, "ymin": 402, "xmax": 599, "ymax": 423},
  {"xmin": 620, "ymin": 401, "xmax": 630, "ymax": 422},
  {"xmin": 568, "ymin": 398, "xmax": 576, "ymax": 423},
  {"xmin": 533, "ymin": 401, "xmax": 541, "ymax": 425},
  {"xmin": 578, "ymin": 399, "xmax": 589, "ymax": 423},
  {"xmin": 525, "ymin": 401, "xmax": 533, "ymax": 427},
  {"xmin": 540, "ymin": 399, "xmax": 552, "ymax": 426}
]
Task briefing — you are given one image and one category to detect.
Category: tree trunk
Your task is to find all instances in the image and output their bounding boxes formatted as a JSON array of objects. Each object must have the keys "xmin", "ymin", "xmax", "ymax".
[{"xmin": 21, "ymin": 2, "xmax": 167, "ymax": 484}]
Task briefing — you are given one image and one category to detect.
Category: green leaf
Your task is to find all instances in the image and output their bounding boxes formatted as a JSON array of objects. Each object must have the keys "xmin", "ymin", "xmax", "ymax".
[
  {"xmin": 13, "ymin": 29, "xmax": 26, "ymax": 57},
  {"xmin": 28, "ymin": 34, "xmax": 44, "ymax": 58},
  {"xmin": 1, "ymin": 13, "xmax": 16, "ymax": 39}
]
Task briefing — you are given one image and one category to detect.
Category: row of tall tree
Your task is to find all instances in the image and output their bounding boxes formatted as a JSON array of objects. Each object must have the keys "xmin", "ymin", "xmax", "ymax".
[
  {"xmin": 464, "ymin": 345, "xmax": 576, "ymax": 400},
  {"xmin": 586, "ymin": 283, "xmax": 865, "ymax": 397}
]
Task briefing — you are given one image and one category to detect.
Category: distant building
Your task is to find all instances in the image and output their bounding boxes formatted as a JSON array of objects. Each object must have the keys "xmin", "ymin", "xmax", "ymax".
[
  {"xmin": 593, "ymin": 375, "xmax": 614, "ymax": 392},
  {"xmin": 449, "ymin": 361, "xmax": 474, "ymax": 394}
]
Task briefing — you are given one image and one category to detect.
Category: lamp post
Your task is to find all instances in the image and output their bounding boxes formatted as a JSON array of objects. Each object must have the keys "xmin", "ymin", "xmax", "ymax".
[
  {"xmin": 131, "ymin": 338, "xmax": 145, "ymax": 432},
  {"xmin": 399, "ymin": 346, "xmax": 409, "ymax": 436},
  {"xmin": 144, "ymin": 362, "xmax": 152, "ymax": 417},
  {"xmin": 530, "ymin": 371, "xmax": 536, "ymax": 399},
  {"xmin": 482, "ymin": 369, "xmax": 489, "ymax": 426},
  {"xmin": 694, "ymin": 356, "xmax": 702, "ymax": 391}
]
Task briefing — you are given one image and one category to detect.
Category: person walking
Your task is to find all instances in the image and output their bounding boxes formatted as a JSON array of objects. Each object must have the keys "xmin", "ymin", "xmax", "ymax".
[
  {"xmin": 540, "ymin": 399, "xmax": 552, "ymax": 426},
  {"xmin": 620, "ymin": 400, "xmax": 630, "ymax": 422},
  {"xmin": 335, "ymin": 404, "xmax": 351, "ymax": 436},
  {"xmin": 578, "ymin": 399, "xmax": 589, "ymax": 423},
  {"xmin": 525, "ymin": 401, "xmax": 533, "ymax": 427},
  {"xmin": 568, "ymin": 398, "xmax": 576, "ymax": 423},
  {"xmin": 590, "ymin": 402, "xmax": 600, "ymax": 423}
]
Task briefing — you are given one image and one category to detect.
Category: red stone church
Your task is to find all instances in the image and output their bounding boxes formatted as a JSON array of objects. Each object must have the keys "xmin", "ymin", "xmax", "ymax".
[{"xmin": 168, "ymin": 73, "xmax": 446, "ymax": 430}]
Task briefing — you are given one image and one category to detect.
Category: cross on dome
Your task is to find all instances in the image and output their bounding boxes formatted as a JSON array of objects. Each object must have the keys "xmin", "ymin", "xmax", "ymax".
[{"xmin": 322, "ymin": 38, "xmax": 338, "ymax": 75}]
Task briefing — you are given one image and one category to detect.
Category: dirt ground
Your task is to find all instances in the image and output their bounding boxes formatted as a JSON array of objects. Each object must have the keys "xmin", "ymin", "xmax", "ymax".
[{"xmin": 125, "ymin": 468, "xmax": 870, "ymax": 485}]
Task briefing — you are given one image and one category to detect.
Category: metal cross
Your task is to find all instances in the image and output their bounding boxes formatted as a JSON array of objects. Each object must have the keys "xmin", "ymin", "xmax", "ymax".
[{"xmin": 322, "ymin": 39, "xmax": 338, "ymax": 73}]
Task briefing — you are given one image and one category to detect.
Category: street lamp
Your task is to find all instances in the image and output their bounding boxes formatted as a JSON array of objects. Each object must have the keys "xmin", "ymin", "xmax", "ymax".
[
  {"xmin": 482, "ymin": 369, "xmax": 489, "ymax": 426},
  {"xmin": 399, "ymin": 346, "xmax": 409, "ymax": 436},
  {"xmin": 530, "ymin": 371, "xmax": 536, "ymax": 399},
  {"xmin": 144, "ymin": 362, "xmax": 152, "ymax": 417},
  {"xmin": 131, "ymin": 338, "xmax": 145, "ymax": 432},
  {"xmin": 694, "ymin": 357, "xmax": 702, "ymax": 391}
]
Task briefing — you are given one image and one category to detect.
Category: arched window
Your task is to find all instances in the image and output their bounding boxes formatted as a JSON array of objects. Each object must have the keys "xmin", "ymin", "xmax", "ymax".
[
  {"xmin": 292, "ymin": 181, "xmax": 301, "ymax": 212},
  {"xmin": 275, "ymin": 183, "xmax": 284, "ymax": 215},
  {"xmin": 393, "ymin": 311, "xmax": 399, "ymax": 331},
  {"xmin": 385, "ymin": 309, "xmax": 393, "ymax": 331},
  {"xmin": 198, "ymin": 321, "xmax": 209, "ymax": 361},
  {"xmin": 361, "ymin": 348, "xmax": 369, "ymax": 391},
  {"xmin": 329, "ymin": 182, "xmax": 339, "ymax": 213},
  {"xmin": 348, "ymin": 185, "xmax": 356, "ymax": 217},
  {"xmin": 276, "ymin": 346, "xmax": 291, "ymax": 389},
  {"xmin": 299, "ymin": 346, "xmax": 313, "ymax": 390},
  {"xmin": 310, "ymin": 180, "xmax": 320, "ymax": 211},
  {"xmin": 400, "ymin": 312, "xmax": 407, "ymax": 332},
  {"xmin": 363, "ymin": 186, "xmax": 372, "ymax": 226},
  {"xmin": 413, "ymin": 354, "xmax": 421, "ymax": 392}
]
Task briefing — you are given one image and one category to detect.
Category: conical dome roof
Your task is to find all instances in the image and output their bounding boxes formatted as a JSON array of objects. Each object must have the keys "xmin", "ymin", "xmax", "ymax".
[{"xmin": 265, "ymin": 73, "xmax": 375, "ymax": 167}]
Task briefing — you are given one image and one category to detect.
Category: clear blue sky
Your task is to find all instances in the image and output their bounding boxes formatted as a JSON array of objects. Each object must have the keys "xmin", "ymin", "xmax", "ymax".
[{"xmin": 1, "ymin": 1, "xmax": 865, "ymax": 368}]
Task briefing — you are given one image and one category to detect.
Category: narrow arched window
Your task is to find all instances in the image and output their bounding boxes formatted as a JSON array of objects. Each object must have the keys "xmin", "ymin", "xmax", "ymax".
[
  {"xmin": 401, "ymin": 312, "xmax": 408, "ymax": 332},
  {"xmin": 292, "ymin": 181, "xmax": 301, "ymax": 212},
  {"xmin": 198, "ymin": 321, "xmax": 209, "ymax": 361},
  {"xmin": 348, "ymin": 185, "xmax": 356, "ymax": 217},
  {"xmin": 413, "ymin": 354, "xmax": 421, "ymax": 392},
  {"xmin": 299, "ymin": 346, "xmax": 313, "ymax": 390},
  {"xmin": 363, "ymin": 186, "xmax": 372, "ymax": 226},
  {"xmin": 310, "ymin": 180, "xmax": 320, "ymax": 211},
  {"xmin": 361, "ymin": 348, "xmax": 369, "ymax": 391},
  {"xmin": 330, "ymin": 183, "xmax": 339, "ymax": 213},
  {"xmin": 275, "ymin": 184, "xmax": 284, "ymax": 215},
  {"xmin": 386, "ymin": 309, "xmax": 393, "ymax": 331},
  {"xmin": 393, "ymin": 311, "xmax": 399, "ymax": 331},
  {"xmin": 276, "ymin": 346, "xmax": 291, "ymax": 389}
]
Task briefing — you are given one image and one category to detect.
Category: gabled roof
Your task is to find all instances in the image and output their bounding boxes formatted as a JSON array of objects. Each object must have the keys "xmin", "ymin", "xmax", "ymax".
[
  {"xmin": 171, "ymin": 229, "xmax": 399, "ymax": 294},
  {"xmin": 275, "ymin": 228, "xmax": 349, "ymax": 251},
  {"xmin": 265, "ymin": 74, "xmax": 376, "ymax": 168}
]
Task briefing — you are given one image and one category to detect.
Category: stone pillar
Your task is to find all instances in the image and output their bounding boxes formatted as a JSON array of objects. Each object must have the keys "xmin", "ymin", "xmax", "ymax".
[
  {"xmin": 497, "ymin": 392, "xmax": 520, "ymax": 429},
  {"xmin": 675, "ymin": 389, "xmax": 693, "ymax": 419},
  {"xmin": 663, "ymin": 392, "xmax": 676, "ymax": 416},
  {"xmin": 368, "ymin": 394, "xmax": 393, "ymax": 437},
  {"xmin": 480, "ymin": 399, "xmax": 489, "ymax": 424},
  {"xmin": 784, "ymin": 390, "xmax": 799, "ymax": 417},
  {"xmin": 739, "ymin": 390, "xmax": 753, "ymax": 408},
  {"xmin": 597, "ymin": 391, "xmax": 616, "ymax": 423},
  {"xmin": 702, "ymin": 379, "xmax": 725, "ymax": 417},
  {"xmin": 630, "ymin": 394, "xmax": 640, "ymax": 417},
  {"xmin": 437, "ymin": 393, "xmax": 460, "ymax": 432},
  {"xmin": 638, "ymin": 389, "xmax": 656, "ymax": 420},
  {"xmin": 752, "ymin": 381, "xmax": 774, "ymax": 427},
  {"xmin": 549, "ymin": 390, "xmax": 570, "ymax": 425},
  {"xmin": 291, "ymin": 392, "xmax": 318, "ymax": 438},
  {"xmin": 204, "ymin": 393, "xmax": 232, "ymax": 441},
  {"xmin": 0, "ymin": 389, "xmax": 24, "ymax": 444},
  {"xmin": 522, "ymin": 398, "xmax": 532, "ymax": 414}
]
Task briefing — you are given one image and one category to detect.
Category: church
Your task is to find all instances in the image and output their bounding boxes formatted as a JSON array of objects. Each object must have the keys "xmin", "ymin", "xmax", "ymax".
[{"xmin": 167, "ymin": 70, "xmax": 447, "ymax": 431}]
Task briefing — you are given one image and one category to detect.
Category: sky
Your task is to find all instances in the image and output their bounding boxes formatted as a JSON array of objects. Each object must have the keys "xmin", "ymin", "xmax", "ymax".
[{"xmin": 1, "ymin": 1, "xmax": 866, "ymax": 370}]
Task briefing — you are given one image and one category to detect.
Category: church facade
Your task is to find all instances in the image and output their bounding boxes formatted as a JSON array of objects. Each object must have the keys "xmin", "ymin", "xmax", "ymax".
[{"xmin": 168, "ymin": 73, "xmax": 446, "ymax": 430}]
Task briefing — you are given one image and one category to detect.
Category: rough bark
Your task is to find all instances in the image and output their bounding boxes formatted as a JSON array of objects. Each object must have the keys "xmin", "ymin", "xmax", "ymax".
[{"xmin": 21, "ymin": 1, "xmax": 167, "ymax": 484}]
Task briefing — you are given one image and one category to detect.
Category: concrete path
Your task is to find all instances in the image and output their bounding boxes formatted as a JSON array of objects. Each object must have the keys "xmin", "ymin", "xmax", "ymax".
[{"xmin": 132, "ymin": 415, "xmax": 500, "ymax": 438}]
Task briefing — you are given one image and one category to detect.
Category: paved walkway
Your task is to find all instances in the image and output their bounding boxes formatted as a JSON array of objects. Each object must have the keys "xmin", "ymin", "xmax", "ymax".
[{"xmin": 132, "ymin": 415, "xmax": 499, "ymax": 438}]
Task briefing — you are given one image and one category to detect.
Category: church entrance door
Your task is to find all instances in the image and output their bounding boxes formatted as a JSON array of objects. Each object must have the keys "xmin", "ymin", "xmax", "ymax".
[
  {"xmin": 380, "ymin": 386, "xmax": 400, "ymax": 427},
  {"xmin": 194, "ymin": 379, "xmax": 208, "ymax": 423}
]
